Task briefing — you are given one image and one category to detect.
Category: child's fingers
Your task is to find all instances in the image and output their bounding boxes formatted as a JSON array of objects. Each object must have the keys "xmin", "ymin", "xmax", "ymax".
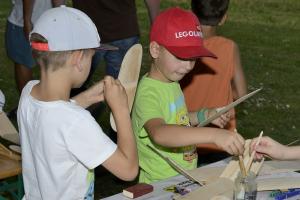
[
  {"xmin": 103, "ymin": 75, "xmax": 114, "ymax": 87},
  {"xmin": 234, "ymin": 138, "xmax": 244, "ymax": 155},
  {"xmin": 236, "ymin": 133, "xmax": 245, "ymax": 146},
  {"xmin": 229, "ymin": 143, "xmax": 239, "ymax": 155}
]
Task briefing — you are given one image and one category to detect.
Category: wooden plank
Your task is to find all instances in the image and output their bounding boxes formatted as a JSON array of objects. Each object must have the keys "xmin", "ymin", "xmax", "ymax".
[
  {"xmin": 0, "ymin": 155, "xmax": 21, "ymax": 180},
  {"xmin": 257, "ymin": 178, "xmax": 300, "ymax": 191},
  {"xmin": 178, "ymin": 178, "xmax": 233, "ymax": 200},
  {"xmin": 0, "ymin": 112, "xmax": 20, "ymax": 144},
  {"xmin": 110, "ymin": 44, "xmax": 143, "ymax": 131},
  {"xmin": 0, "ymin": 143, "xmax": 21, "ymax": 161}
]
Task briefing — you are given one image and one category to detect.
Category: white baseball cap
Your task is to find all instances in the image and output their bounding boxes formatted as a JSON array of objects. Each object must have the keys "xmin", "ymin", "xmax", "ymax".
[{"xmin": 30, "ymin": 5, "xmax": 100, "ymax": 51}]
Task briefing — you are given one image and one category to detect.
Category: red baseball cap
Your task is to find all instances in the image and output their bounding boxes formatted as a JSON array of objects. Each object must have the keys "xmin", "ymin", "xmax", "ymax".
[{"xmin": 150, "ymin": 7, "xmax": 216, "ymax": 59}]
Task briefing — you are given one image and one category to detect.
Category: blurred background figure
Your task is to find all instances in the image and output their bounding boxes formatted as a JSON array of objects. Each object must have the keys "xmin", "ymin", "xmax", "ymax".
[{"xmin": 5, "ymin": 0, "xmax": 64, "ymax": 118}]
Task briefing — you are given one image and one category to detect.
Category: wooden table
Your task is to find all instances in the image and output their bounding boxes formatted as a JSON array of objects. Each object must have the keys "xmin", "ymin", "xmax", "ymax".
[{"xmin": 102, "ymin": 158, "xmax": 300, "ymax": 200}]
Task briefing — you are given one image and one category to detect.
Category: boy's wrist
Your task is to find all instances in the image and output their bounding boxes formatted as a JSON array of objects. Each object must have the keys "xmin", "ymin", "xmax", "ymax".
[
  {"xmin": 197, "ymin": 108, "xmax": 208, "ymax": 123},
  {"xmin": 71, "ymin": 92, "xmax": 90, "ymax": 109}
]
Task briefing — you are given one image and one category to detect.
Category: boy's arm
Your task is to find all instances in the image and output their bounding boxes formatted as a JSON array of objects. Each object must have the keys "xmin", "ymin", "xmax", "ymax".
[
  {"xmin": 285, "ymin": 146, "xmax": 300, "ymax": 160},
  {"xmin": 188, "ymin": 111, "xmax": 198, "ymax": 126},
  {"xmin": 188, "ymin": 109, "xmax": 231, "ymax": 128},
  {"xmin": 144, "ymin": 118, "xmax": 245, "ymax": 155},
  {"xmin": 231, "ymin": 43, "xmax": 247, "ymax": 100},
  {"xmin": 101, "ymin": 77, "xmax": 138, "ymax": 181},
  {"xmin": 71, "ymin": 81, "xmax": 105, "ymax": 109},
  {"xmin": 144, "ymin": 0, "xmax": 160, "ymax": 24}
]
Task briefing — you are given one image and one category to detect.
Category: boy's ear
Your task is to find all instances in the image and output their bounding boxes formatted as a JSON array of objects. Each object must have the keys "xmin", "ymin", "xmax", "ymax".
[
  {"xmin": 72, "ymin": 50, "xmax": 84, "ymax": 71},
  {"xmin": 149, "ymin": 41, "xmax": 160, "ymax": 59},
  {"xmin": 218, "ymin": 14, "xmax": 227, "ymax": 26}
]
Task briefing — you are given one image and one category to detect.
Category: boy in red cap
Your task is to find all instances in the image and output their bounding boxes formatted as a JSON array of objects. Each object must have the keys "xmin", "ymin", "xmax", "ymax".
[{"xmin": 131, "ymin": 7, "xmax": 245, "ymax": 184}]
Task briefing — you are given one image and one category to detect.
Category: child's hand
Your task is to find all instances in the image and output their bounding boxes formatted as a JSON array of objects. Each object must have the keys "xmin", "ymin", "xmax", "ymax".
[
  {"xmin": 250, "ymin": 136, "xmax": 286, "ymax": 160},
  {"xmin": 214, "ymin": 130, "xmax": 245, "ymax": 155},
  {"xmin": 72, "ymin": 80, "xmax": 104, "ymax": 108},
  {"xmin": 209, "ymin": 108, "xmax": 232, "ymax": 128},
  {"xmin": 103, "ymin": 76, "xmax": 129, "ymax": 113}
]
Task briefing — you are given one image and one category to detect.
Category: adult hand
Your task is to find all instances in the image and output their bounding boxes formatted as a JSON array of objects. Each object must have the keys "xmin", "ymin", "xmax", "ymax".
[{"xmin": 250, "ymin": 136, "xmax": 287, "ymax": 160}]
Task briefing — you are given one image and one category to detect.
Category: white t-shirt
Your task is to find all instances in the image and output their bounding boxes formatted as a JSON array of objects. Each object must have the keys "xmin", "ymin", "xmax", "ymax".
[
  {"xmin": 18, "ymin": 80, "xmax": 117, "ymax": 200},
  {"xmin": 8, "ymin": 0, "xmax": 52, "ymax": 27}
]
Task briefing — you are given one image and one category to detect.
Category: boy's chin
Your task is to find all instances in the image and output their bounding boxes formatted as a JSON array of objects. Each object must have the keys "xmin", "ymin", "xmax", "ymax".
[{"xmin": 73, "ymin": 82, "xmax": 84, "ymax": 89}]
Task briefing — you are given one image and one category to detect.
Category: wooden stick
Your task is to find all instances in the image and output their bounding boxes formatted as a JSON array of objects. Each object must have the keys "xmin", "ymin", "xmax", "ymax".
[
  {"xmin": 239, "ymin": 156, "xmax": 247, "ymax": 177},
  {"xmin": 245, "ymin": 131, "xmax": 264, "ymax": 173},
  {"xmin": 234, "ymin": 129, "xmax": 247, "ymax": 177},
  {"xmin": 287, "ymin": 139, "xmax": 300, "ymax": 146},
  {"xmin": 147, "ymin": 144, "xmax": 205, "ymax": 185}
]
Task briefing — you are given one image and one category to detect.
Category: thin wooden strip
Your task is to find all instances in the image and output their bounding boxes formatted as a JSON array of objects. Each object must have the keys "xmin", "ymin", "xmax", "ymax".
[{"xmin": 245, "ymin": 131, "xmax": 263, "ymax": 173}]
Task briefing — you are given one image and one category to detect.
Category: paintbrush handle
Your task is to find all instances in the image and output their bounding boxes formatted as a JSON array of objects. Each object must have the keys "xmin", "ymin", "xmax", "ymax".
[
  {"xmin": 239, "ymin": 155, "xmax": 247, "ymax": 177},
  {"xmin": 246, "ymin": 131, "xmax": 264, "ymax": 173}
]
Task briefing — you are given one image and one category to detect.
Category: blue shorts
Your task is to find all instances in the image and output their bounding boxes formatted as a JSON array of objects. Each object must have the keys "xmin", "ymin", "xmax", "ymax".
[
  {"xmin": 91, "ymin": 36, "xmax": 139, "ymax": 78},
  {"xmin": 5, "ymin": 21, "xmax": 35, "ymax": 69}
]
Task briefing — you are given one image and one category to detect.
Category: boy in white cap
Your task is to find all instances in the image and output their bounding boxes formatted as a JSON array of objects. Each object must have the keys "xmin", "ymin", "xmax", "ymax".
[
  {"xmin": 17, "ymin": 6, "xmax": 138, "ymax": 199},
  {"xmin": 131, "ymin": 7, "xmax": 245, "ymax": 184}
]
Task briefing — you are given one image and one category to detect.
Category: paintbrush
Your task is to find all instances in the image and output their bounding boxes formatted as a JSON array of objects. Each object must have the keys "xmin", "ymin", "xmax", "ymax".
[
  {"xmin": 246, "ymin": 131, "xmax": 264, "ymax": 174},
  {"xmin": 234, "ymin": 129, "xmax": 247, "ymax": 177}
]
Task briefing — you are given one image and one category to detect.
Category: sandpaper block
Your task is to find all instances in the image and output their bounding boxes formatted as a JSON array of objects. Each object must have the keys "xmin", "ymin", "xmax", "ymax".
[{"xmin": 123, "ymin": 183, "xmax": 153, "ymax": 199}]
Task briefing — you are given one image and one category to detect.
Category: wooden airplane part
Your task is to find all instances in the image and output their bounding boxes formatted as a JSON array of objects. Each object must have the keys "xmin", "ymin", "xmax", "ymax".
[
  {"xmin": 0, "ymin": 112, "xmax": 20, "ymax": 145},
  {"xmin": 220, "ymin": 136, "xmax": 264, "ymax": 181},
  {"xmin": 110, "ymin": 44, "xmax": 143, "ymax": 132},
  {"xmin": 257, "ymin": 177, "xmax": 300, "ymax": 191},
  {"xmin": 187, "ymin": 166, "xmax": 224, "ymax": 184},
  {"xmin": 198, "ymin": 88, "xmax": 262, "ymax": 127},
  {"xmin": 147, "ymin": 145, "xmax": 205, "ymax": 185},
  {"xmin": 181, "ymin": 159, "xmax": 300, "ymax": 199},
  {"xmin": 0, "ymin": 143, "xmax": 21, "ymax": 161},
  {"xmin": 0, "ymin": 155, "xmax": 22, "ymax": 179},
  {"xmin": 178, "ymin": 178, "xmax": 234, "ymax": 200}
]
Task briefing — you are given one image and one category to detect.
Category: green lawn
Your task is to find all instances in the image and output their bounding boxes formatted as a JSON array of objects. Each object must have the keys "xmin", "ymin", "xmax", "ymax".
[{"xmin": 0, "ymin": 0, "xmax": 299, "ymax": 198}]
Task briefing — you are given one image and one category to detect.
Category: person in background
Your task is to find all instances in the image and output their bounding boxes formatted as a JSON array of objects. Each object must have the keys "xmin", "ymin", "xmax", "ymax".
[
  {"xmin": 72, "ymin": 0, "xmax": 160, "ymax": 81},
  {"xmin": 18, "ymin": 6, "xmax": 137, "ymax": 199},
  {"xmin": 5, "ymin": 0, "xmax": 64, "ymax": 117},
  {"xmin": 251, "ymin": 136, "xmax": 300, "ymax": 160},
  {"xmin": 180, "ymin": 0, "xmax": 247, "ymax": 159},
  {"xmin": 131, "ymin": 7, "xmax": 245, "ymax": 184}
]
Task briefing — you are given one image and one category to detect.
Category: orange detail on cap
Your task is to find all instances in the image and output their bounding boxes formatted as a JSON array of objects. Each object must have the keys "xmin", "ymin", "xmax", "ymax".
[{"xmin": 31, "ymin": 42, "xmax": 49, "ymax": 51}]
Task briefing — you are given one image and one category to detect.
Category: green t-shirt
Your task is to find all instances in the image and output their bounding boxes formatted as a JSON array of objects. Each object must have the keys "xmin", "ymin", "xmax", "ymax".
[{"xmin": 131, "ymin": 76, "xmax": 197, "ymax": 183}]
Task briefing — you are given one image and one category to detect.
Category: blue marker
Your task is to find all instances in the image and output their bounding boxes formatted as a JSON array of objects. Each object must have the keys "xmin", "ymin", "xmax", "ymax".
[{"xmin": 274, "ymin": 188, "xmax": 300, "ymax": 200}]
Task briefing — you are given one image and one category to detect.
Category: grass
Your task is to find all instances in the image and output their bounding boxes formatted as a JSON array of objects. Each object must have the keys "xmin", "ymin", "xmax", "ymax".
[{"xmin": 0, "ymin": 0, "xmax": 299, "ymax": 199}]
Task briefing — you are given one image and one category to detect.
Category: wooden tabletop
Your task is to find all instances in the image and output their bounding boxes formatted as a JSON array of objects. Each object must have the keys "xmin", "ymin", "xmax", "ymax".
[{"xmin": 0, "ymin": 154, "xmax": 21, "ymax": 180}]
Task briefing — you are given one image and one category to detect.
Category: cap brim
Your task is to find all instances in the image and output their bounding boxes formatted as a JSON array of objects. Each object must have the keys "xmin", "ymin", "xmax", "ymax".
[
  {"xmin": 166, "ymin": 46, "xmax": 217, "ymax": 59},
  {"xmin": 96, "ymin": 43, "xmax": 119, "ymax": 51}
]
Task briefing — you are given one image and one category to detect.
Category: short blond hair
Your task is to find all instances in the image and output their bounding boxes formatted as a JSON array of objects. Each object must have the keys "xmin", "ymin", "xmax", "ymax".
[{"xmin": 30, "ymin": 33, "xmax": 91, "ymax": 71}]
